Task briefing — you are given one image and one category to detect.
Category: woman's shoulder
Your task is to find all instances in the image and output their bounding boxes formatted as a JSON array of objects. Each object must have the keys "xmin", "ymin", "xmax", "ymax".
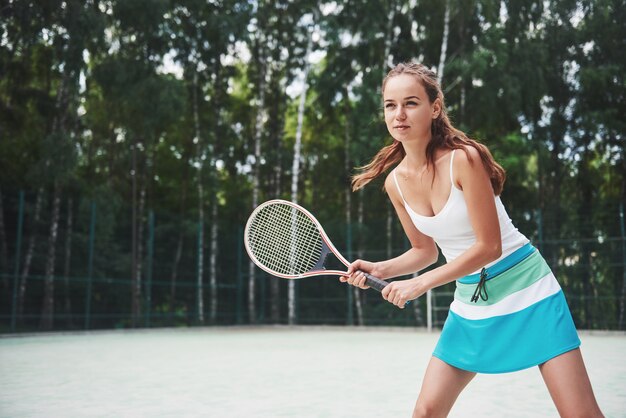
[
  {"xmin": 384, "ymin": 167, "xmax": 398, "ymax": 192},
  {"xmin": 451, "ymin": 145, "xmax": 484, "ymax": 175},
  {"xmin": 432, "ymin": 146, "xmax": 478, "ymax": 167},
  {"xmin": 453, "ymin": 144, "xmax": 481, "ymax": 164},
  {"xmin": 384, "ymin": 166, "xmax": 404, "ymax": 205},
  {"xmin": 450, "ymin": 145, "xmax": 488, "ymax": 189}
]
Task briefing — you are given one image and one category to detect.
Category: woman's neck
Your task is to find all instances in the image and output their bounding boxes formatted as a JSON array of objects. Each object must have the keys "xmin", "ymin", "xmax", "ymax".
[{"xmin": 401, "ymin": 140, "xmax": 430, "ymax": 173}]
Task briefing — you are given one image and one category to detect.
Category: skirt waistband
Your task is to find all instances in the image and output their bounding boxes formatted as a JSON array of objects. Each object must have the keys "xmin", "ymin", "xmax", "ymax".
[{"xmin": 458, "ymin": 243, "xmax": 536, "ymax": 284}]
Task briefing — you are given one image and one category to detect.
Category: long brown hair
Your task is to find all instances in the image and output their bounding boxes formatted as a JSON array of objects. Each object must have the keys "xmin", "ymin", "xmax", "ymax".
[{"xmin": 352, "ymin": 62, "xmax": 506, "ymax": 195}]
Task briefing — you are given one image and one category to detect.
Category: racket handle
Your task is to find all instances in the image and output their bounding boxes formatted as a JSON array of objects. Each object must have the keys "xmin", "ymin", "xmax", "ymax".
[
  {"xmin": 362, "ymin": 272, "xmax": 410, "ymax": 307},
  {"xmin": 362, "ymin": 272, "xmax": 389, "ymax": 292}
]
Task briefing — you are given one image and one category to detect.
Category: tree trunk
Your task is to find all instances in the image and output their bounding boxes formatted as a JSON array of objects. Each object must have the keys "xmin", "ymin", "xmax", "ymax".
[
  {"xmin": 413, "ymin": 290, "xmax": 424, "ymax": 326},
  {"xmin": 578, "ymin": 147, "xmax": 594, "ymax": 328},
  {"xmin": 170, "ymin": 201, "xmax": 186, "ymax": 306},
  {"xmin": 134, "ymin": 182, "xmax": 146, "ymax": 325},
  {"xmin": 40, "ymin": 182, "xmax": 61, "ymax": 330},
  {"xmin": 62, "ymin": 197, "xmax": 74, "ymax": 327},
  {"xmin": 193, "ymin": 71, "xmax": 205, "ymax": 325},
  {"xmin": 209, "ymin": 201, "xmax": 218, "ymax": 323},
  {"xmin": 344, "ymin": 85, "xmax": 353, "ymax": 311},
  {"xmin": 270, "ymin": 138, "xmax": 282, "ymax": 322},
  {"xmin": 208, "ymin": 58, "xmax": 224, "ymax": 325},
  {"xmin": 170, "ymin": 147, "xmax": 190, "ymax": 306},
  {"xmin": 197, "ymin": 216, "xmax": 205, "ymax": 325},
  {"xmin": 354, "ymin": 191, "xmax": 365, "ymax": 326},
  {"xmin": 130, "ymin": 141, "xmax": 141, "ymax": 327},
  {"xmin": 269, "ymin": 67, "xmax": 285, "ymax": 324},
  {"xmin": 269, "ymin": 273, "xmax": 280, "ymax": 323},
  {"xmin": 383, "ymin": 0, "xmax": 398, "ymax": 71},
  {"xmin": 533, "ymin": 119, "xmax": 564, "ymax": 302},
  {"xmin": 0, "ymin": 190, "xmax": 13, "ymax": 306},
  {"xmin": 18, "ymin": 187, "xmax": 44, "ymax": 319},
  {"xmin": 546, "ymin": 117, "xmax": 565, "ymax": 286},
  {"xmin": 288, "ymin": 40, "xmax": 311, "ymax": 325},
  {"xmin": 618, "ymin": 195, "xmax": 626, "ymax": 329},
  {"xmin": 437, "ymin": 0, "xmax": 451, "ymax": 85},
  {"xmin": 0, "ymin": 188, "xmax": 9, "ymax": 297},
  {"xmin": 249, "ymin": 31, "xmax": 267, "ymax": 324},
  {"xmin": 343, "ymin": 86, "xmax": 352, "ymax": 228},
  {"xmin": 460, "ymin": 84, "xmax": 466, "ymax": 125},
  {"xmin": 38, "ymin": 18, "xmax": 76, "ymax": 329}
]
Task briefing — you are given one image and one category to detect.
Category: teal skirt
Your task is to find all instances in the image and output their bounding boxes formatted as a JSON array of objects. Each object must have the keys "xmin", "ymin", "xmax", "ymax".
[{"xmin": 433, "ymin": 244, "xmax": 580, "ymax": 374}]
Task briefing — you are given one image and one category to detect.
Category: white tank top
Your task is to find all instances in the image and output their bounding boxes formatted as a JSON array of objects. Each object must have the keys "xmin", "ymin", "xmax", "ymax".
[{"xmin": 392, "ymin": 149, "xmax": 529, "ymax": 273}]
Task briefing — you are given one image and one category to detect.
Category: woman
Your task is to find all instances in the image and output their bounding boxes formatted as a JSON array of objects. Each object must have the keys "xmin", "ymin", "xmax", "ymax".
[{"xmin": 340, "ymin": 62, "xmax": 603, "ymax": 418}]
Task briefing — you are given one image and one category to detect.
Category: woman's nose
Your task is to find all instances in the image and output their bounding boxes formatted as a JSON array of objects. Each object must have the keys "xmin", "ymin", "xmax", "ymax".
[{"xmin": 395, "ymin": 106, "xmax": 406, "ymax": 120}]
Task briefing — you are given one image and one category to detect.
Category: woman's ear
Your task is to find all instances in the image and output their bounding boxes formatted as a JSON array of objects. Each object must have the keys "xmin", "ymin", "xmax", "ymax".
[{"xmin": 432, "ymin": 98, "xmax": 442, "ymax": 119}]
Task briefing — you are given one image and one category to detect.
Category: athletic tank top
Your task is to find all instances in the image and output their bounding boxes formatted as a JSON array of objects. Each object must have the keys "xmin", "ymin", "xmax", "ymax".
[{"xmin": 392, "ymin": 149, "xmax": 529, "ymax": 273}]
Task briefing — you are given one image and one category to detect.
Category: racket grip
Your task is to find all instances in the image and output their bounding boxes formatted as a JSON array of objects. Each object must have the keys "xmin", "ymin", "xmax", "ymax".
[
  {"xmin": 362, "ymin": 272, "xmax": 411, "ymax": 307},
  {"xmin": 362, "ymin": 272, "xmax": 389, "ymax": 292}
]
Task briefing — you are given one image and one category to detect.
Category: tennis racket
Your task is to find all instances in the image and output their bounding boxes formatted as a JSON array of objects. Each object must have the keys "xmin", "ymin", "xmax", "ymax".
[{"xmin": 244, "ymin": 199, "xmax": 389, "ymax": 292}]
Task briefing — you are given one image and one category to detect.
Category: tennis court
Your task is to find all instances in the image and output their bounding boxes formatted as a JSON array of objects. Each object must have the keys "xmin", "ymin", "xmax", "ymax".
[{"xmin": 1, "ymin": 327, "xmax": 624, "ymax": 418}]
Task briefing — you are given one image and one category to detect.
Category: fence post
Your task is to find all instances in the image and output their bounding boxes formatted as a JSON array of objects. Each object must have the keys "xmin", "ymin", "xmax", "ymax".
[
  {"xmin": 197, "ymin": 220, "xmax": 204, "ymax": 324},
  {"xmin": 536, "ymin": 208, "xmax": 544, "ymax": 252},
  {"xmin": 144, "ymin": 210, "xmax": 154, "ymax": 328},
  {"xmin": 84, "ymin": 200, "xmax": 96, "ymax": 329},
  {"xmin": 10, "ymin": 191, "xmax": 24, "ymax": 332},
  {"xmin": 346, "ymin": 221, "xmax": 353, "ymax": 326},
  {"xmin": 617, "ymin": 202, "xmax": 626, "ymax": 329},
  {"xmin": 426, "ymin": 290, "xmax": 432, "ymax": 332},
  {"xmin": 236, "ymin": 225, "xmax": 243, "ymax": 324},
  {"xmin": 259, "ymin": 273, "xmax": 266, "ymax": 323}
]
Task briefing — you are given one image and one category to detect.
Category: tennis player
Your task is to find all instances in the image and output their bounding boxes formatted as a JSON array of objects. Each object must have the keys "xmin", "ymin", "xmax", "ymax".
[{"xmin": 341, "ymin": 62, "xmax": 603, "ymax": 417}]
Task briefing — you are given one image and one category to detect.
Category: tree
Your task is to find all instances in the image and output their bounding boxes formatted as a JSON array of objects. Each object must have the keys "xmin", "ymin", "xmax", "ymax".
[{"xmin": 92, "ymin": 0, "xmax": 185, "ymax": 326}]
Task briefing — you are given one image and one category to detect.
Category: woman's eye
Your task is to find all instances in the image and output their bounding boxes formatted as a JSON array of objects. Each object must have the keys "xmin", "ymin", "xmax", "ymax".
[
  {"xmin": 385, "ymin": 103, "xmax": 396, "ymax": 109},
  {"xmin": 406, "ymin": 101, "xmax": 418, "ymax": 106}
]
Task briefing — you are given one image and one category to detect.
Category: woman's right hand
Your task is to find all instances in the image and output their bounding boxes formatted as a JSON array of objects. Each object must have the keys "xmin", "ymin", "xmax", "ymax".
[{"xmin": 339, "ymin": 259, "xmax": 384, "ymax": 289}]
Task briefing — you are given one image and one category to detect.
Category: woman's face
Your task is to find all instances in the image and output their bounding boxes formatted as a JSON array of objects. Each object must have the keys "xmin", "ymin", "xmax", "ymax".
[{"xmin": 383, "ymin": 74, "xmax": 439, "ymax": 144}]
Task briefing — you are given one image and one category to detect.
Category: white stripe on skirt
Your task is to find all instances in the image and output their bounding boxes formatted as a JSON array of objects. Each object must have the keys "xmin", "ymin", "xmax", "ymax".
[{"xmin": 449, "ymin": 272, "xmax": 561, "ymax": 320}]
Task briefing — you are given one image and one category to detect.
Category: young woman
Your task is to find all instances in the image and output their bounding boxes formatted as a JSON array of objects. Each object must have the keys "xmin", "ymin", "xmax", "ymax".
[{"xmin": 340, "ymin": 62, "xmax": 603, "ymax": 418}]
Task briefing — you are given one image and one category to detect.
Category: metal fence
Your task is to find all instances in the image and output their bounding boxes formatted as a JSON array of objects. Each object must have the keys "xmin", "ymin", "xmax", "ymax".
[{"xmin": 1, "ymin": 190, "xmax": 625, "ymax": 332}]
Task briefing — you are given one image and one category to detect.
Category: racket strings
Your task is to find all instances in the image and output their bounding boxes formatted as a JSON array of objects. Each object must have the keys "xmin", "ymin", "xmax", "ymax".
[{"xmin": 247, "ymin": 203, "xmax": 323, "ymax": 275}]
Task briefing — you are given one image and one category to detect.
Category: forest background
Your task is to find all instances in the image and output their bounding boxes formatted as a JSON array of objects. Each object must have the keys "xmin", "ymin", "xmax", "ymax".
[{"xmin": 0, "ymin": 0, "xmax": 624, "ymax": 332}]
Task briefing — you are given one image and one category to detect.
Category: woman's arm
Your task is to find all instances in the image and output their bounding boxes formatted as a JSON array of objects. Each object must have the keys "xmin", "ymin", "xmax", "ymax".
[{"xmin": 382, "ymin": 147, "xmax": 503, "ymax": 308}]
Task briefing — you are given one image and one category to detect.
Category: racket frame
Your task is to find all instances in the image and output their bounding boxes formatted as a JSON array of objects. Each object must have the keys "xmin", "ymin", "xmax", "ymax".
[{"xmin": 244, "ymin": 199, "xmax": 353, "ymax": 279}]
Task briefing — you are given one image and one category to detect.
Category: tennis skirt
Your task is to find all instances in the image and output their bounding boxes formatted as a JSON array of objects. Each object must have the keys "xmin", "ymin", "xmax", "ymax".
[{"xmin": 433, "ymin": 243, "xmax": 581, "ymax": 374}]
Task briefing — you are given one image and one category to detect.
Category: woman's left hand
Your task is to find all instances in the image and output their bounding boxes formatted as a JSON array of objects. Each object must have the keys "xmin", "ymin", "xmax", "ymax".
[{"xmin": 381, "ymin": 277, "xmax": 426, "ymax": 308}]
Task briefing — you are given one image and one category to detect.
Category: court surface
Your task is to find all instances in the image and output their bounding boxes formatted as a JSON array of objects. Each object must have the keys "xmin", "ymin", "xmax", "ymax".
[{"xmin": 1, "ymin": 327, "xmax": 624, "ymax": 418}]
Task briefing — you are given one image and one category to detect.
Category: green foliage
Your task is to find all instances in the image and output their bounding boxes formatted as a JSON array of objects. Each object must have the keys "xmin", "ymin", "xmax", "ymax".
[{"xmin": 0, "ymin": 0, "xmax": 624, "ymax": 330}]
